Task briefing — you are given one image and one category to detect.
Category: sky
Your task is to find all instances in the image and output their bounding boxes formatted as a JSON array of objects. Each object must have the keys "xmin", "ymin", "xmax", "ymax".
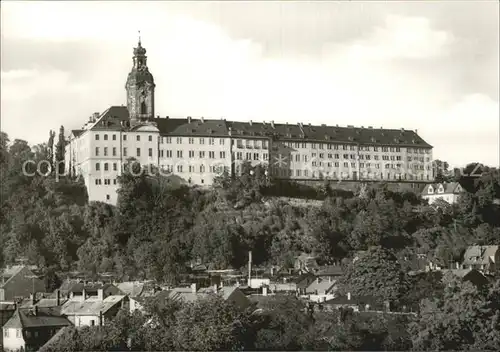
[{"xmin": 1, "ymin": 1, "xmax": 499, "ymax": 167}]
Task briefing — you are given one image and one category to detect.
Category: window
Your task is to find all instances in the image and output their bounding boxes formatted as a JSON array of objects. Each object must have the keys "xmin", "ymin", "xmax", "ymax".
[
  {"xmin": 141, "ymin": 101, "xmax": 147, "ymax": 114},
  {"xmin": 263, "ymin": 153, "xmax": 268, "ymax": 160},
  {"xmin": 113, "ymin": 179, "xmax": 117, "ymax": 185},
  {"xmin": 176, "ymin": 137, "xmax": 182, "ymax": 144},
  {"xmin": 104, "ymin": 134, "xmax": 108, "ymax": 141},
  {"xmin": 123, "ymin": 148, "xmax": 127, "ymax": 156},
  {"xmin": 199, "ymin": 138, "xmax": 205, "ymax": 144},
  {"xmin": 123, "ymin": 135, "xmax": 127, "ymax": 141},
  {"xmin": 166, "ymin": 150, "xmax": 172, "ymax": 158},
  {"xmin": 166, "ymin": 137, "xmax": 172, "ymax": 144},
  {"xmin": 136, "ymin": 148, "xmax": 141, "ymax": 157},
  {"xmin": 254, "ymin": 153, "xmax": 259, "ymax": 161},
  {"xmin": 209, "ymin": 151, "xmax": 215, "ymax": 158},
  {"xmin": 103, "ymin": 163, "xmax": 108, "ymax": 171},
  {"xmin": 177, "ymin": 165, "xmax": 183, "ymax": 172},
  {"xmin": 96, "ymin": 163, "xmax": 100, "ymax": 171},
  {"xmin": 220, "ymin": 151, "xmax": 226, "ymax": 158},
  {"xmin": 177, "ymin": 150, "xmax": 183, "ymax": 158},
  {"xmin": 189, "ymin": 138, "xmax": 194, "ymax": 144},
  {"xmin": 104, "ymin": 179, "xmax": 110, "ymax": 185},
  {"xmin": 136, "ymin": 135, "xmax": 140, "ymax": 141},
  {"xmin": 91, "ymin": 320, "xmax": 95, "ymax": 326},
  {"xmin": 246, "ymin": 152, "xmax": 251, "ymax": 160},
  {"xmin": 95, "ymin": 147, "xmax": 99, "ymax": 156},
  {"xmin": 95, "ymin": 134, "xmax": 100, "ymax": 141},
  {"xmin": 95, "ymin": 179, "xmax": 102, "ymax": 185},
  {"xmin": 189, "ymin": 151, "xmax": 194, "ymax": 158},
  {"xmin": 220, "ymin": 139, "xmax": 225, "ymax": 145},
  {"xmin": 148, "ymin": 148, "xmax": 153, "ymax": 157},
  {"xmin": 112, "ymin": 147, "xmax": 116, "ymax": 156},
  {"xmin": 200, "ymin": 165, "xmax": 205, "ymax": 173},
  {"xmin": 104, "ymin": 147, "xmax": 108, "ymax": 156},
  {"xmin": 148, "ymin": 135, "xmax": 152, "ymax": 142},
  {"xmin": 189, "ymin": 165, "xmax": 194, "ymax": 172},
  {"xmin": 296, "ymin": 170, "xmax": 301, "ymax": 177},
  {"xmin": 209, "ymin": 138, "xmax": 215, "ymax": 145},
  {"xmin": 199, "ymin": 151, "xmax": 205, "ymax": 158},
  {"xmin": 236, "ymin": 152, "xmax": 242, "ymax": 160},
  {"xmin": 4, "ymin": 329, "xmax": 9, "ymax": 337},
  {"xmin": 112, "ymin": 134, "xmax": 116, "ymax": 141},
  {"xmin": 113, "ymin": 163, "xmax": 117, "ymax": 171}
]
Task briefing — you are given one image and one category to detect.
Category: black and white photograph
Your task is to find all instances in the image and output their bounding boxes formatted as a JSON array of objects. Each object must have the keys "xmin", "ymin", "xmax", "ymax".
[{"xmin": 0, "ymin": 0, "xmax": 499, "ymax": 351}]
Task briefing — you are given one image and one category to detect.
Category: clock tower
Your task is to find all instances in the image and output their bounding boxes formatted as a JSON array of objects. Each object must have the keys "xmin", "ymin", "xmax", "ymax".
[{"xmin": 126, "ymin": 36, "xmax": 155, "ymax": 124}]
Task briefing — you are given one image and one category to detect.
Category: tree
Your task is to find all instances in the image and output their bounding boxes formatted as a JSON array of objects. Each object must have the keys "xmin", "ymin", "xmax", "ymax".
[
  {"xmin": 409, "ymin": 278, "xmax": 500, "ymax": 351},
  {"xmin": 55, "ymin": 126, "xmax": 65, "ymax": 174},
  {"xmin": 338, "ymin": 247, "xmax": 410, "ymax": 307}
]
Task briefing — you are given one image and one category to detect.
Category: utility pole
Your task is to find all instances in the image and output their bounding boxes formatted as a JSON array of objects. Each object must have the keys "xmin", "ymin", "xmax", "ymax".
[{"xmin": 248, "ymin": 251, "xmax": 252, "ymax": 287}]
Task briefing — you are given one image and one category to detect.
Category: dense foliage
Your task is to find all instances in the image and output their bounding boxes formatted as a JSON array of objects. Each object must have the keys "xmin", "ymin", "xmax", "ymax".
[{"xmin": 2, "ymin": 131, "xmax": 500, "ymax": 350}]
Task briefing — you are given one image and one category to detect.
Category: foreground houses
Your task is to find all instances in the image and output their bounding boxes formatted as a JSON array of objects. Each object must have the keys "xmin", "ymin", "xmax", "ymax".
[
  {"xmin": 2, "ymin": 307, "xmax": 71, "ymax": 352},
  {"xmin": 0, "ymin": 266, "xmax": 46, "ymax": 302},
  {"xmin": 64, "ymin": 39, "xmax": 434, "ymax": 205},
  {"xmin": 461, "ymin": 245, "xmax": 499, "ymax": 273},
  {"xmin": 61, "ymin": 294, "xmax": 129, "ymax": 327},
  {"xmin": 421, "ymin": 182, "xmax": 463, "ymax": 205}
]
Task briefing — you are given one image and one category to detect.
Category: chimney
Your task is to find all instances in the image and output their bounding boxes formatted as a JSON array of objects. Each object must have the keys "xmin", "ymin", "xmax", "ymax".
[
  {"xmin": 97, "ymin": 288, "xmax": 104, "ymax": 301},
  {"xmin": 249, "ymin": 120, "xmax": 253, "ymax": 126},
  {"xmin": 270, "ymin": 267, "xmax": 274, "ymax": 276},
  {"xmin": 82, "ymin": 288, "xmax": 87, "ymax": 301},
  {"xmin": 191, "ymin": 283, "xmax": 197, "ymax": 294},
  {"xmin": 262, "ymin": 286, "xmax": 268, "ymax": 296},
  {"xmin": 56, "ymin": 290, "xmax": 61, "ymax": 306},
  {"xmin": 187, "ymin": 116, "xmax": 191, "ymax": 124},
  {"xmin": 33, "ymin": 305, "xmax": 38, "ymax": 316},
  {"xmin": 228, "ymin": 127, "xmax": 232, "ymax": 136},
  {"xmin": 415, "ymin": 129, "xmax": 418, "ymax": 134},
  {"xmin": 31, "ymin": 293, "xmax": 36, "ymax": 306},
  {"xmin": 455, "ymin": 262, "xmax": 459, "ymax": 269},
  {"xmin": 347, "ymin": 292, "xmax": 351, "ymax": 301},
  {"xmin": 99, "ymin": 311, "xmax": 103, "ymax": 326},
  {"xmin": 316, "ymin": 278, "xmax": 320, "ymax": 284},
  {"xmin": 201, "ymin": 116, "xmax": 205, "ymax": 123},
  {"xmin": 270, "ymin": 121, "xmax": 275, "ymax": 129}
]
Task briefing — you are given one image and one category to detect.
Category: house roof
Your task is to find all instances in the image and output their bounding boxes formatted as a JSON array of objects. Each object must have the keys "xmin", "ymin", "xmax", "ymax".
[
  {"xmin": 295, "ymin": 273, "xmax": 316, "ymax": 289},
  {"xmin": 3, "ymin": 307, "xmax": 72, "ymax": 329},
  {"xmin": 0, "ymin": 265, "xmax": 26, "ymax": 288},
  {"xmin": 316, "ymin": 265, "xmax": 344, "ymax": 277},
  {"xmin": 75, "ymin": 106, "xmax": 433, "ymax": 147},
  {"xmin": 116, "ymin": 282, "xmax": 145, "ymax": 297},
  {"xmin": 39, "ymin": 326, "xmax": 71, "ymax": 352},
  {"xmin": 422, "ymin": 182, "xmax": 462, "ymax": 195},
  {"xmin": 462, "ymin": 245, "xmax": 499, "ymax": 266},
  {"xmin": 269, "ymin": 283, "xmax": 297, "ymax": 292},
  {"xmin": 305, "ymin": 278, "xmax": 337, "ymax": 294},
  {"xmin": 20, "ymin": 298, "xmax": 68, "ymax": 309},
  {"xmin": 60, "ymin": 295, "xmax": 126, "ymax": 316}
]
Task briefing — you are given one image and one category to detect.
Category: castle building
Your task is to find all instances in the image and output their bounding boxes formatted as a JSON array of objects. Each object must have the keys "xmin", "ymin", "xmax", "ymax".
[{"xmin": 65, "ymin": 39, "xmax": 434, "ymax": 205}]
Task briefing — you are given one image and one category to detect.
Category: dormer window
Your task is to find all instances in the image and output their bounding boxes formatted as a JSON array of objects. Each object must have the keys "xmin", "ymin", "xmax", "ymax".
[
  {"xmin": 438, "ymin": 185, "xmax": 444, "ymax": 193},
  {"xmin": 428, "ymin": 186, "xmax": 434, "ymax": 194}
]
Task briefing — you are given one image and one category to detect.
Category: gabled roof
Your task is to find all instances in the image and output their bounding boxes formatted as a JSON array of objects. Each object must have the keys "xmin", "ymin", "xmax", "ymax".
[
  {"xmin": 305, "ymin": 278, "xmax": 337, "ymax": 294},
  {"xmin": 116, "ymin": 282, "xmax": 145, "ymax": 297},
  {"xmin": 89, "ymin": 106, "xmax": 130, "ymax": 131},
  {"xmin": 316, "ymin": 265, "xmax": 343, "ymax": 277},
  {"xmin": 61, "ymin": 295, "xmax": 127, "ymax": 316},
  {"xmin": 155, "ymin": 118, "xmax": 229, "ymax": 137},
  {"xmin": 4, "ymin": 307, "xmax": 72, "ymax": 329},
  {"xmin": 422, "ymin": 182, "xmax": 462, "ymax": 195},
  {"xmin": 462, "ymin": 245, "xmax": 499, "ymax": 265}
]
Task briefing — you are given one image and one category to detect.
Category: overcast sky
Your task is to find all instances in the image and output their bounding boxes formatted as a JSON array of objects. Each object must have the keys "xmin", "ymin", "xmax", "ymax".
[{"xmin": 1, "ymin": 1, "xmax": 498, "ymax": 167}]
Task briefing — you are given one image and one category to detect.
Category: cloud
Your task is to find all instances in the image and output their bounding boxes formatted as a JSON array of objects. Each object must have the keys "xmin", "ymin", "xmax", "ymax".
[{"xmin": 345, "ymin": 15, "xmax": 453, "ymax": 61}]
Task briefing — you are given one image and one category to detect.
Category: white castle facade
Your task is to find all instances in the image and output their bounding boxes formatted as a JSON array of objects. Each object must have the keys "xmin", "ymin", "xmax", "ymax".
[{"xmin": 64, "ymin": 40, "xmax": 434, "ymax": 205}]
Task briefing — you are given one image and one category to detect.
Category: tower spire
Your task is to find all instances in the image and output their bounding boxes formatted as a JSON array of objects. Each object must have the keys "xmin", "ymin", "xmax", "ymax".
[{"xmin": 138, "ymin": 30, "xmax": 141, "ymax": 46}]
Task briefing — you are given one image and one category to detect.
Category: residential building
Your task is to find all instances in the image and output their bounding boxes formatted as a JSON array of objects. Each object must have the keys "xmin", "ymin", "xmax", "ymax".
[
  {"xmin": 461, "ymin": 245, "xmax": 499, "ymax": 273},
  {"xmin": 0, "ymin": 266, "xmax": 46, "ymax": 302},
  {"xmin": 322, "ymin": 293, "xmax": 378, "ymax": 312},
  {"xmin": 305, "ymin": 277, "xmax": 337, "ymax": 303},
  {"xmin": 2, "ymin": 307, "xmax": 72, "ymax": 352},
  {"xmin": 422, "ymin": 182, "xmax": 464, "ymax": 204},
  {"xmin": 441, "ymin": 268, "xmax": 490, "ymax": 287},
  {"xmin": 60, "ymin": 291, "xmax": 129, "ymax": 327},
  {"xmin": 64, "ymin": 38, "xmax": 434, "ymax": 205},
  {"xmin": 0, "ymin": 303, "xmax": 17, "ymax": 350}
]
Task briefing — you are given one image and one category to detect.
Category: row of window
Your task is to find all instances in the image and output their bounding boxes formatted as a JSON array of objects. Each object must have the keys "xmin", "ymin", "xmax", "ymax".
[
  {"xmin": 95, "ymin": 134, "xmax": 155, "ymax": 142},
  {"xmin": 234, "ymin": 152, "xmax": 269, "ymax": 161},
  {"xmin": 162, "ymin": 165, "xmax": 229, "ymax": 174},
  {"xmin": 94, "ymin": 134, "xmax": 430, "ymax": 155},
  {"xmin": 95, "ymin": 162, "xmax": 119, "ymax": 171},
  {"xmin": 95, "ymin": 178, "xmax": 118, "ymax": 185},
  {"xmin": 288, "ymin": 153, "xmax": 429, "ymax": 163},
  {"xmin": 96, "ymin": 147, "xmax": 154, "ymax": 158},
  {"xmin": 304, "ymin": 161, "xmax": 430, "ymax": 170},
  {"xmin": 281, "ymin": 170, "xmax": 430, "ymax": 181},
  {"xmin": 160, "ymin": 150, "xmax": 230, "ymax": 159}
]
